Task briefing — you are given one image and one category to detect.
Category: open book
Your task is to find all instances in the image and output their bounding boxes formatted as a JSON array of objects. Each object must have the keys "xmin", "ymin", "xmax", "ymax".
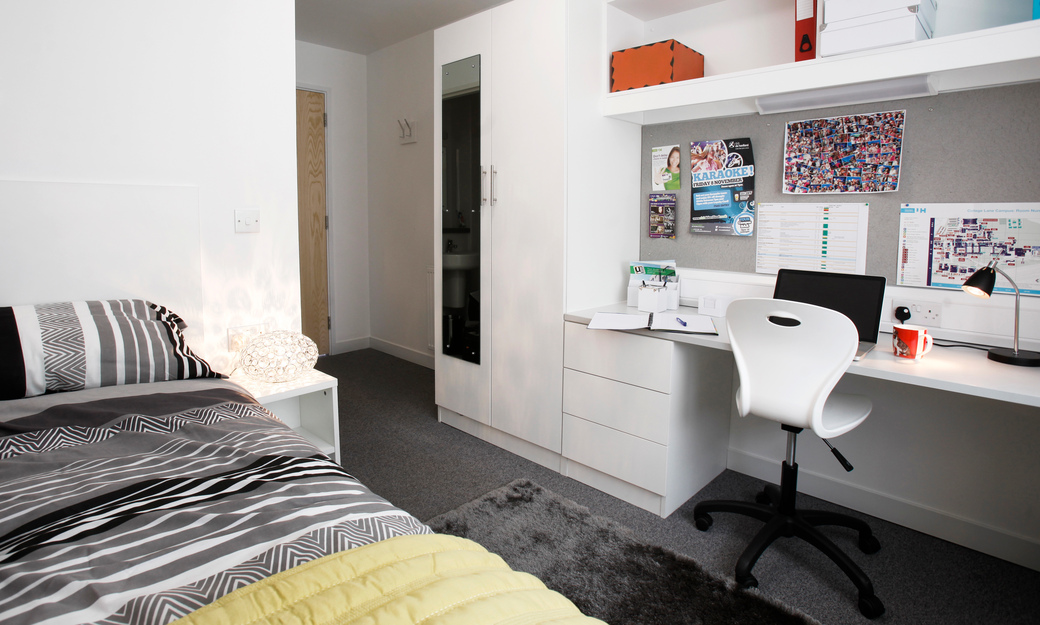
[{"xmin": 587, "ymin": 311, "xmax": 717, "ymax": 335}]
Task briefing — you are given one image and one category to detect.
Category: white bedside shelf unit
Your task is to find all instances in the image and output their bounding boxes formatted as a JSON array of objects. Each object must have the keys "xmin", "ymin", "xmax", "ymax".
[{"xmin": 230, "ymin": 369, "xmax": 341, "ymax": 463}]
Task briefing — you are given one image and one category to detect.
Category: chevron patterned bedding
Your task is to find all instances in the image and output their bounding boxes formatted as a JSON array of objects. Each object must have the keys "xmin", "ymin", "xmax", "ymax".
[{"xmin": 0, "ymin": 378, "xmax": 430, "ymax": 625}]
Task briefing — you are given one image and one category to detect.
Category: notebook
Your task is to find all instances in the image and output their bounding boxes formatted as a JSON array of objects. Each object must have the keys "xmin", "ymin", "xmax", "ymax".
[
  {"xmin": 772, "ymin": 269, "xmax": 887, "ymax": 360},
  {"xmin": 588, "ymin": 311, "xmax": 717, "ymax": 335}
]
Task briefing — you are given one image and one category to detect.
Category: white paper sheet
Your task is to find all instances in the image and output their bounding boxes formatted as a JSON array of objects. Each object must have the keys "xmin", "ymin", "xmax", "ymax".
[{"xmin": 756, "ymin": 203, "xmax": 869, "ymax": 274}]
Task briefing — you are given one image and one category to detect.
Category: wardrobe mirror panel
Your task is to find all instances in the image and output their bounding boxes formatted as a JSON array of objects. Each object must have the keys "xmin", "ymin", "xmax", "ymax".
[{"xmin": 441, "ymin": 55, "xmax": 481, "ymax": 364}]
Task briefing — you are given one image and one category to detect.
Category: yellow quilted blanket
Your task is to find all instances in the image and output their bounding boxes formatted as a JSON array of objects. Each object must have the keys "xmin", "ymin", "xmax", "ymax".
[{"xmin": 173, "ymin": 533, "xmax": 605, "ymax": 625}]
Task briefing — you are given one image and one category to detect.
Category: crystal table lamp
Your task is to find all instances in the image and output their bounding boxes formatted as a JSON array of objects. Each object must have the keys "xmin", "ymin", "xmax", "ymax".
[
  {"xmin": 239, "ymin": 331, "xmax": 319, "ymax": 382},
  {"xmin": 961, "ymin": 260, "xmax": 1040, "ymax": 367}
]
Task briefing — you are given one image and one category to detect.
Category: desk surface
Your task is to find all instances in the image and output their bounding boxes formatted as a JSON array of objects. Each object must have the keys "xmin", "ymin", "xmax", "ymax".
[{"xmin": 566, "ymin": 303, "xmax": 1040, "ymax": 409}]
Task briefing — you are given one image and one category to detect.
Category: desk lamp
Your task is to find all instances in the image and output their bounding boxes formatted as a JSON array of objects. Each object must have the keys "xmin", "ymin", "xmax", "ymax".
[{"xmin": 961, "ymin": 259, "xmax": 1040, "ymax": 366}]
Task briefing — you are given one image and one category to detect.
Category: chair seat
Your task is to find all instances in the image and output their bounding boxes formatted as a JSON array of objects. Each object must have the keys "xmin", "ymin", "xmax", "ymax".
[{"xmin": 819, "ymin": 392, "xmax": 872, "ymax": 438}]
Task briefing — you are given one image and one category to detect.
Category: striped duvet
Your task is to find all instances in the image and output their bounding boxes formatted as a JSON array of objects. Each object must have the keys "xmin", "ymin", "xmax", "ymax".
[{"xmin": 0, "ymin": 379, "xmax": 429, "ymax": 625}]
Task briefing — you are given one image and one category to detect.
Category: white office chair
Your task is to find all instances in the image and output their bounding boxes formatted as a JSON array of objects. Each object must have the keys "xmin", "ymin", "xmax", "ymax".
[{"xmin": 693, "ymin": 298, "xmax": 884, "ymax": 619}]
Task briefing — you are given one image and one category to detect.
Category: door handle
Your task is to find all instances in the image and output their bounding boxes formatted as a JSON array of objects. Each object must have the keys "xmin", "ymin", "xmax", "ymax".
[
  {"xmin": 491, "ymin": 166, "xmax": 498, "ymax": 206},
  {"xmin": 481, "ymin": 166, "xmax": 487, "ymax": 206}
]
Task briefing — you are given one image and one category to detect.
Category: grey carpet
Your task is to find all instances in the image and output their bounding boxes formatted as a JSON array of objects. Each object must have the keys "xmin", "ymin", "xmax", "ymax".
[
  {"xmin": 427, "ymin": 478, "xmax": 822, "ymax": 625},
  {"xmin": 317, "ymin": 349, "xmax": 1040, "ymax": 625}
]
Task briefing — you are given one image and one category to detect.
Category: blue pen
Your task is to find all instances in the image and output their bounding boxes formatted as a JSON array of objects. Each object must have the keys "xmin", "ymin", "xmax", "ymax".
[{"xmin": 676, "ymin": 317, "xmax": 687, "ymax": 327}]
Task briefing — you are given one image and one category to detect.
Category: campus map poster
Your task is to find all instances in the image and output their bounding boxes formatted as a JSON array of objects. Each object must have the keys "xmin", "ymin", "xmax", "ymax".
[
  {"xmin": 783, "ymin": 110, "xmax": 904, "ymax": 194},
  {"xmin": 689, "ymin": 138, "xmax": 755, "ymax": 236},
  {"xmin": 897, "ymin": 203, "xmax": 1040, "ymax": 296}
]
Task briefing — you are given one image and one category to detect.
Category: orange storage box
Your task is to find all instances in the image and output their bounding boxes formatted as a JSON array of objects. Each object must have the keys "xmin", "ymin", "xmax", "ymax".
[{"xmin": 610, "ymin": 39, "xmax": 704, "ymax": 92}]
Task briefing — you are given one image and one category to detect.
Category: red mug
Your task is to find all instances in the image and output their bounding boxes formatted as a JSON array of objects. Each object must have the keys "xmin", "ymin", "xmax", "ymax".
[{"xmin": 893, "ymin": 324, "xmax": 933, "ymax": 361}]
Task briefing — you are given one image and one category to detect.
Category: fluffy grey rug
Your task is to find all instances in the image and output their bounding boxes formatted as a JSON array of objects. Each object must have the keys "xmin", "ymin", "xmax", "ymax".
[{"xmin": 426, "ymin": 479, "xmax": 821, "ymax": 625}]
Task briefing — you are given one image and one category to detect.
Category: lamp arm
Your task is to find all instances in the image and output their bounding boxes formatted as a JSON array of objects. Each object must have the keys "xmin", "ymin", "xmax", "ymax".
[{"xmin": 991, "ymin": 264, "xmax": 1021, "ymax": 354}]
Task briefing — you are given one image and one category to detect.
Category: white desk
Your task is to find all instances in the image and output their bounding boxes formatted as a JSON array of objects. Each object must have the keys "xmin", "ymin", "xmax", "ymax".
[
  {"xmin": 566, "ymin": 302, "xmax": 1040, "ymax": 408},
  {"xmin": 563, "ymin": 302, "xmax": 1040, "ymax": 571}
]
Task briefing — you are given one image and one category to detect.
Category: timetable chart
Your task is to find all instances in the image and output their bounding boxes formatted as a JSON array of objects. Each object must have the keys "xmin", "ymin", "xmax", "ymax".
[{"xmin": 756, "ymin": 203, "xmax": 869, "ymax": 274}]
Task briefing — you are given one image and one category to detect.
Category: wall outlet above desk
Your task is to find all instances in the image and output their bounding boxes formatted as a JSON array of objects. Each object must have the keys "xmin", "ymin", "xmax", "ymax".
[{"xmin": 893, "ymin": 299, "xmax": 942, "ymax": 327}]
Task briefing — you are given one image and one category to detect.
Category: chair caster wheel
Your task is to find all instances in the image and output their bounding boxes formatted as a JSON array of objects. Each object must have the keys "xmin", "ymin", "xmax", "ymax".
[
  {"xmin": 736, "ymin": 573, "xmax": 758, "ymax": 589},
  {"xmin": 859, "ymin": 534, "xmax": 881, "ymax": 554},
  {"xmin": 755, "ymin": 490, "xmax": 772, "ymax": 505},
  {"xmin": 694, "ymin": 514, "xmax": 713, "ymax": 531},
  {"xmin": 858, "ymin": 594, "xmax": 885, "ymax": 619}
]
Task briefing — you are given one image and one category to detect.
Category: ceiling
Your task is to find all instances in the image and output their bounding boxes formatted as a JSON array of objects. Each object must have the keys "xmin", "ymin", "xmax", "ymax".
[{"xmin": 295, "ymin": 0, "xmax": 512, "ymax": 55}]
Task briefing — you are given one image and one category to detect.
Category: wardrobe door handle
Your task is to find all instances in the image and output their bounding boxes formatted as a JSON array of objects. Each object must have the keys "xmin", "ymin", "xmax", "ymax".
[
  {"xmin": 491, "ymin": 166, "xmax": 498, "ymax": 206},
  {"xmin": 481, "ymin": 167, "xmax": 488, "ymax": 206}
]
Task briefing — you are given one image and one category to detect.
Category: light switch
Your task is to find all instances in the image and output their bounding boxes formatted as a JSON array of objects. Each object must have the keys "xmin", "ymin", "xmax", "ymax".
[{"xmin": 235, "ymin": 209, "xmax": 261, "ymax": 233}]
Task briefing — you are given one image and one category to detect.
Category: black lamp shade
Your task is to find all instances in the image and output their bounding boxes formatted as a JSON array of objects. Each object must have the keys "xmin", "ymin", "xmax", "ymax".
[{"xmin": 962, "ymin": 266, "xmax": 996, "ymax": 298}]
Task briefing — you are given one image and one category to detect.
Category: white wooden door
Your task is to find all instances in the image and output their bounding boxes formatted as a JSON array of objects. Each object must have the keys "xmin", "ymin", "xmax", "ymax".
[{"xmin": 488, "ymin": 0, "xmax": 567, "ymax": 452}]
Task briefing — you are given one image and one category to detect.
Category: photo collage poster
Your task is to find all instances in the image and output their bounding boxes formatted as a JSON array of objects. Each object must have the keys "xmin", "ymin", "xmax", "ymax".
[
  {"xmin": 690, "ymin": 138, "xmax": 756, "ymax": 236},
  {"xmin": 783, "ymin": 110, "xmax": 905, "ymax": 194}
]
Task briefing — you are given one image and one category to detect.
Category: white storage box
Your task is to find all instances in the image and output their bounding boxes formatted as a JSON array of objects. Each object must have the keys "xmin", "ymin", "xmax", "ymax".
[
  {"xmin": 825, "ymin": 1, "xmax": 935, "ymax": 35},
  {"xmin": 820, "ymin": 10, "xmax": 931, "ymax": 57},
  {"xmin": 824, "ymin": 0, "xmax": 937, "ymax": 25},
  {"xmin": 637, "ymin": 286, "xmax": 668, "ymax": 313}
]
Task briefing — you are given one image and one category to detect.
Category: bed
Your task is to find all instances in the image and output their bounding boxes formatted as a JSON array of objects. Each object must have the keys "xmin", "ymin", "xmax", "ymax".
[{"xmin": 0, "ymin": 299, "xmax": 602, "ymax": 625}]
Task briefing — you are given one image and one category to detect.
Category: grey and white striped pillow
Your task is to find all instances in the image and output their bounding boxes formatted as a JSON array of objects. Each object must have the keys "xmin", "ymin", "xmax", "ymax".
[{"xmin": 0, "ymin": 299, "xmax": 220, "ymax": 400}]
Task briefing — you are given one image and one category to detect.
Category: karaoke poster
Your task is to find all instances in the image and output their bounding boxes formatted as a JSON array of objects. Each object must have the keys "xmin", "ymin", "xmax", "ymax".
[{"xmin": 689, "ymin": 138, "xmax": 756, "ymax": 236}]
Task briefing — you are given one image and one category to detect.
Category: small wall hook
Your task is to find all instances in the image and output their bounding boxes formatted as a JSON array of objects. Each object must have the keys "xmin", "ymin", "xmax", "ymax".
[{"xmin": 397, "ymin": 118, "xmax": 417, "ymax": 144}]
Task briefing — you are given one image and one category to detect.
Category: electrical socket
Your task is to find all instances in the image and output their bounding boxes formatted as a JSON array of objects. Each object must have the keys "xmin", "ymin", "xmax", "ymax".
[
  {"xmin": 892, "ymin": 300, "xmax": 943, "ymax": 327},
  {"xmin": 227, "ymin": 324, "xmax": 268, "ymax": 352}
]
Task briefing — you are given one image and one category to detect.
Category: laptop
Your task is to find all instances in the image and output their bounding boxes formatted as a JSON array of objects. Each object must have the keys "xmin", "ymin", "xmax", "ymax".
[{"xmin": 772, "ymin": 269, "xmax": 887, "ymax": 361}]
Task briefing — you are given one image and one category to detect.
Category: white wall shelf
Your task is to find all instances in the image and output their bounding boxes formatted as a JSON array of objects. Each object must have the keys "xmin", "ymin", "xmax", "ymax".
[{"xmin": 604, "ymin": 17, "xmax": 1040, "ymax": 125}]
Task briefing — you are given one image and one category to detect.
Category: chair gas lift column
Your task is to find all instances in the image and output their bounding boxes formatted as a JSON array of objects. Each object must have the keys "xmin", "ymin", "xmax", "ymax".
[{"xmin": 694, "ymin": 298, "xmax": 885, "ymax": 619}]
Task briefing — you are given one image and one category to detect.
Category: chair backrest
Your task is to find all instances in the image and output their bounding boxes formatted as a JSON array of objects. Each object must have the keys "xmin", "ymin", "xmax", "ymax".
[{"xmin": 726, "ymin": 297, "xmax": 859, "ymax": 436}]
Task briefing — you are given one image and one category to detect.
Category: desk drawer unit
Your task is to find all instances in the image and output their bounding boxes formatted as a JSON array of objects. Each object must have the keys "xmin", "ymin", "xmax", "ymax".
[
  {"xmin": 562, "ymin": 321, "xmax": 733, "ymax": 517},
  {"xmin": 563, "ymin": 413, "xmax": 667, "ymax": 494},
  {"xmin": 563, "ymin": 321, "xmax": 673, "ymax": 393},
  {"xmin": 563, "ymin": 368, "xmax": 669, "ymax": 443}
]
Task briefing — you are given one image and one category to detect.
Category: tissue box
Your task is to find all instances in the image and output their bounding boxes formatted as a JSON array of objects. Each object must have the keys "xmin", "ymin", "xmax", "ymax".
[
  {"xmin": 610, "ymin": 39, "xmax": 704, "ymax": 92},
  {"xmin": 638, "ymin": 286, "xmax": 668, "ymax": 313}
]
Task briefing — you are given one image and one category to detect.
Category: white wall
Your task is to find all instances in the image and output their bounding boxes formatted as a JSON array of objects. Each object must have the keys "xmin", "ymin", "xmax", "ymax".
[
  {"xmin": 295, "ymin": 41, "xmax": 372, "ymax": 355},
  {"xmin": 566, "ymin": 0, "xmax": 643, "ymax": 312},
  {"xmin": 0, "ymin": 0, "xmax": 300, "ymax": 371},
  {"xmin": 366, "ymin": 32, "xmax": 436, "ymax": 367}
]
